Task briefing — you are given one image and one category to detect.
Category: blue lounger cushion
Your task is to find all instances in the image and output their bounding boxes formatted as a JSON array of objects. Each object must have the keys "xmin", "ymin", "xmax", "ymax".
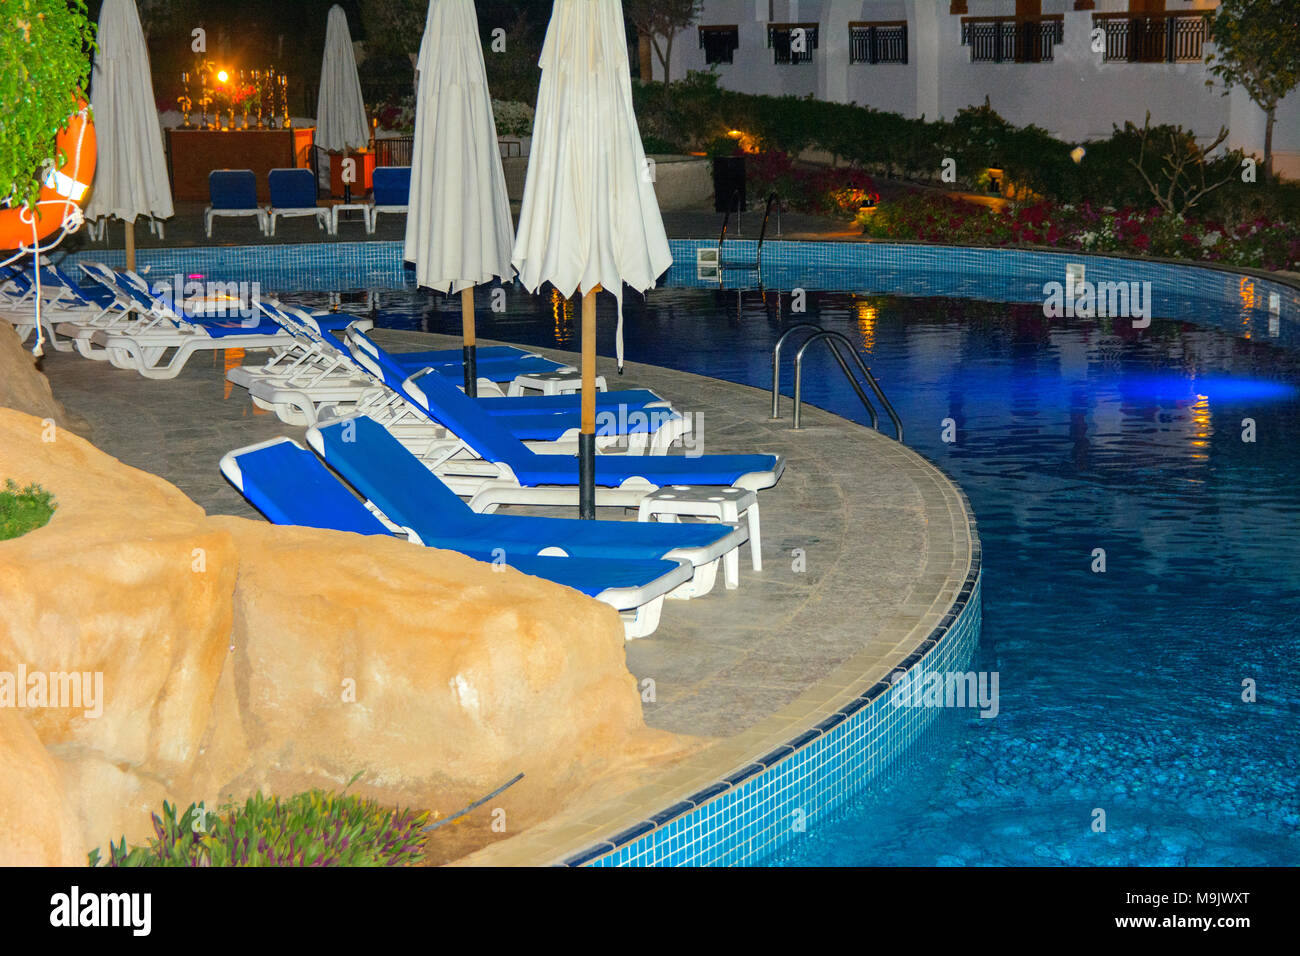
[
  {"xmin": 311, "ymin": 416, "xmax": 737, "ymax": 559},
  {"xmin": 399, "ymin": 364, "xmax": 782, "ymax": 488},
  {"xmin": 209, "ymin": 170, "xmax": 259, "ymax": 209},
  {"xmin": 268, "ymin": 168, "xmax": 318, "ymax": 208},
  {"xmin": 221, "ymin": 437, "xmax": 686, "ymax": 599}
]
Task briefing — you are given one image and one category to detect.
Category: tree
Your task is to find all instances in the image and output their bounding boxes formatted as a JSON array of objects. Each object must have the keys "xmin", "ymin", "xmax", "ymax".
[
  {"xmin": 1127, "ymin": 113, "xmax": 1239, "ymax": 215},
  {"xmin": 624, "ymin": 0, "xmax": 700, "ymax": 85},
  {"xmin": 1205, "ymin": 0, "xmax": 1300, "ymax": 180}
]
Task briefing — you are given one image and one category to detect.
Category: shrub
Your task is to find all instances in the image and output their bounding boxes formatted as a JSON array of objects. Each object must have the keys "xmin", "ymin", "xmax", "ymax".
[
  {"xmin": 89, "ymin": 790, "xmax": 430, "ymax": 867},
  {"xmin": 492, "ymin": 99, "xmax": 534, "ymax": 138},
  {"xmin": 0, "ymin": 480, "xmax": 55, "ymax": 541},
  {"xmin": 860, "ymin": 190, "xmax": 1300, "ymax": 271}
]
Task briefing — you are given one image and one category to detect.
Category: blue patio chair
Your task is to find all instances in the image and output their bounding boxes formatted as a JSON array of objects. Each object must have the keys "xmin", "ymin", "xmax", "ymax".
[
  {"xmin": 205, "ymin": 170, "xmax": 267, "ymax": 237},
  {"xmin": 219, "ymin": 436, "xmax": 694, "ymax": 638},
  {"xmin": 266, "ymin": 168, "xmax": 329, "ymax": 236},
  {"xmin": 368, "ymin": 166, "xmax": 411, "ymax": 230}
]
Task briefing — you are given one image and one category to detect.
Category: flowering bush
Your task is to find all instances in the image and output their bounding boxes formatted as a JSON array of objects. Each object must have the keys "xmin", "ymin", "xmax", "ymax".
[
  {"xmin": 492, "ymin": 99, "xmax": 534, "ymax": 138},
  {"xmin": 372, "ymin": 94, "xmax": 416, "ymax": 133},
  {"xmin": 859, "ymin": 191, "xmax": 1300, "ymax": 272},
  {"xmin": 743, "ymin": 149, "xmax": 879, "ymax": 216}
]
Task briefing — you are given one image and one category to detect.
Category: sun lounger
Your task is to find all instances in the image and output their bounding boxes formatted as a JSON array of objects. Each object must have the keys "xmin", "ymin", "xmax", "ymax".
[
  {"xmin": 309, "ymin": 414, "xmax": 747, "ymax": 595},
  {"xmin": 205, "ymin": 170, "xmax": 268, "ymax": 238},
  {"xmin": 383, "ymin": 354, "xmax": 784, "ymax": 512},
  {"xmin": 220, "ymin": 436, "xmax": 692, "ymax": 638},
  {"xmin": 266, "ymin": 168, "xmax": 329, "ymax": 236},
  {"xmin": 343, "ymin": 325, "xmax": 691, "ymax": 451},
  {"xmin": 368, "ymin": 166, "xmax": 410, "ymax": 230}
]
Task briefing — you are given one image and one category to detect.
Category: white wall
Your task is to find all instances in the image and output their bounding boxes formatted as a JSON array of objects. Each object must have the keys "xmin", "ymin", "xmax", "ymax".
[{"xmin": 662, "ymin": 0, "xmax": 1300, "ymax": 178}]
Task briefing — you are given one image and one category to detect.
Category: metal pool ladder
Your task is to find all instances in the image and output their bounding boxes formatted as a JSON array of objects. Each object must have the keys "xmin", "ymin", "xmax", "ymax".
[
  {"xmin": 710, "ymin": 191, "xmax": 781, "ymax": 279},
  {"xmin": 770, "ymin": 324, "xmax": 904, "ymax": 442}
]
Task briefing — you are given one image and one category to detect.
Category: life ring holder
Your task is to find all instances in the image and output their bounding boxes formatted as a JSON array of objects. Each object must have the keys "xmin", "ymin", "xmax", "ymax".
[{"xmin": 0, "ymin": 101, "xmax": 97, "ymax": 356}]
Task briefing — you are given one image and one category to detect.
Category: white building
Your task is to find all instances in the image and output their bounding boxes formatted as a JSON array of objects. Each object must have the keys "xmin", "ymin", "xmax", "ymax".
[{"xmin": 654, "ymin": 0, "xmax": 1300, "ymax": 178}]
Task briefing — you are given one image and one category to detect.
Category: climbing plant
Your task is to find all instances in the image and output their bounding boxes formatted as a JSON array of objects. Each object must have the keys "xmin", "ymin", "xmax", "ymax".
[{"xmin": 0, "ymin": 0, "xmax": 96, "ymax": 208}]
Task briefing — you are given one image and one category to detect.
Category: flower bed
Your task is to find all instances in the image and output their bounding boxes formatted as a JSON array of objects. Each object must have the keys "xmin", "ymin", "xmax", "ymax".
[
  {"xmin": 741, "ymin": 149, "xmax": 879, "ymax": 217},
  {"xmin": 860, "ymin": 191, "xmax": 1300, "ymax": 272}
]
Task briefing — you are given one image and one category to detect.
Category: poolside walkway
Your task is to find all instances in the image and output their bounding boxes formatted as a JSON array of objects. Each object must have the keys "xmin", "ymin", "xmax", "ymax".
[{"xmin": 38, "ymin": 330, "xmax": 972, "ymax": 747}]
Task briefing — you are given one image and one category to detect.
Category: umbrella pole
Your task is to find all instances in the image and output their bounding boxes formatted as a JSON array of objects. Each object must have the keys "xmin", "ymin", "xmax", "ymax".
[
  {"xmin": 124, "ymin": 219, "xmax": 136, "ymax": 273},
  {"xmin": 579, "ymin": 285, "xmax": 600, "ymax": 520},
  {"xmin": 461, "ymin": 286, "xmax": 477, "ymax": 397}
]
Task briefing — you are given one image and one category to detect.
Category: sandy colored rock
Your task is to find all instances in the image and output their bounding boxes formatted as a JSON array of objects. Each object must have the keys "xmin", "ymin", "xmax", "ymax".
[
  {"xmin": 201, "ymin": 516, "xmax": 680, "ymax": 824},
  {"xmin": 0, "ymin": 709, "xmax": 81, "ymax": 866},
  {"xmin": 0, "ymin": 322, "xmax": 83, "ymax": 433},
  {"xmin": 0, "ymin": 409, "xmax": 237, "ymax": 777},
  {"xmin": 0, "ymin": 407, "xmax": 695, "ymax": 862}
]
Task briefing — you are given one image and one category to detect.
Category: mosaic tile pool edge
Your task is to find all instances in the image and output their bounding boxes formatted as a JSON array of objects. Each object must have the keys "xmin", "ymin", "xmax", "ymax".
[
  {"xmin": 565, "ymin": 487, "xmax": 983, "ymax": 869},
  {"xmin": 58, "ymin": 240, "xmax": 1300, "ymax": 332}
]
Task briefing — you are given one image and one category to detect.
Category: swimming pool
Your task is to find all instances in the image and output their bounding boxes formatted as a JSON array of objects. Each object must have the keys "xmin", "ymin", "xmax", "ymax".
[
  {"xmin": 70, "ymin": 237, "xmax": 1297, "ymax": 864},
  {"xmin": 287, "ymin": 272, "xmax": 1300, "ymax": 867}
]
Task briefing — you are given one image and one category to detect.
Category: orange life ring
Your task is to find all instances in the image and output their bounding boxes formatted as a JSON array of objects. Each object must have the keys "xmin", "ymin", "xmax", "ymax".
[{"xmin": 0, "ymin": 101, "xmax": 97, "ymax": 251}]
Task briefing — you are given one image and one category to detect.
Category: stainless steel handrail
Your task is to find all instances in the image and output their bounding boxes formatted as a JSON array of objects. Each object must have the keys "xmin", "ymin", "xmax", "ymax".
[
  {"xmin": 793, "ymin": 331, "xmax": 903, "ymax": 440},
  {"xmin": 770, "ymin": 326, "xmax": 904, "ymax": 441},
  {"xmin": 770, "ymin": 323, "xmax": 823, "ymax": 419}
]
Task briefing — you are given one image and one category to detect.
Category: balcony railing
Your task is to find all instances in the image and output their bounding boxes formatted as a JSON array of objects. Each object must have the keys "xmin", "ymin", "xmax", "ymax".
[
  {"xmin": 849, "ymin": 21, "xmax": 908, "ymax": 64},
  {"xmin": 699, "ymin": 25, "xmax": 740, "ymax": 65},
  {"xmin": 961, "ymin": 15, "xmax": 1064, "ymax": 63},
  {"xmin": 768, "ymin": 23, "xmax": 819, "ymax": 64},
  {"xmin": 1092, "ymin": 11, "xmax": 1210, "ymax": 63}
]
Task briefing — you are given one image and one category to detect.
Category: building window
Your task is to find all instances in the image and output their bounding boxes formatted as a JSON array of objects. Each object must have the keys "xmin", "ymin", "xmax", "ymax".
[
  {"xmin": 849, "ymin": 21, "xmax": 908, "ymax": 64},
  {"xmin": 960, "ymin": 15, "xmax": 1064, "ymax": 63},
  {"xmin": 1091, "ymin": 11, "xmax": 1210, "ymax": 63},
  {"xmin": 767, "ymin": 23, "xmax": 819, "ymax": 64},
  {"xmin": 699, "ymin": 25, "xmax": 740, "ymax": 65}
]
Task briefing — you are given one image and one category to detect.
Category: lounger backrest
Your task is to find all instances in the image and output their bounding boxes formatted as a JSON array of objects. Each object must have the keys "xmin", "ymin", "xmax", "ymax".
[
  {"xmin": 223, "ymin": 438, "xmax": 393, "ymax": 536},
  {"xmin": 268, "ymin": 168, "xmax": 317, "ymax": 209},
  {"xmin": 312, "ymin": 416, "xmax": 479, "ymax": 539},
  {"xmin": 345, "ymin": 330, "xmax": 527, "ymax": 466},
  {"xmin": 372, "ymin": 167, "xmax": 410, "ymax": 206},
  {"xmin": 209, "ymin": 170, "xmax": 259, "ymax": 209}
]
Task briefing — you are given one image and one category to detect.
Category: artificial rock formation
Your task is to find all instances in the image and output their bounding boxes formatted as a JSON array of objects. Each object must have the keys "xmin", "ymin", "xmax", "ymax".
[
  {"xmin": 0, "ymin": 323, "xmax": 81, "ymax": 432},
  {"xmin": 0, "ymin": 407, "xmax": 684, "ymax": 864}
]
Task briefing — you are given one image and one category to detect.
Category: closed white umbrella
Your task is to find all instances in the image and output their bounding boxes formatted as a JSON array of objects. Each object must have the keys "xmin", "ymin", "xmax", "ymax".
[
  {"xmin": 404, "ymin": 0, "xmax": 515, "ymax": 395},
  {"xmin": 315, "ymin": 5, "xmax": 369, "ymax": 153},
  {"xmin": 83, "ymin": 0, "xmax": 174, "ymax": 271},
  {"xmin": 512, "ymin": 0, "xmax": 672, "ymax": 517}
]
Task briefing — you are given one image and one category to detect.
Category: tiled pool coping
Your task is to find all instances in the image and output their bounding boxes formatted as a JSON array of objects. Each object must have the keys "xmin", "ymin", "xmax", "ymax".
[{"xmin": 57, "ymin": 239, "xmax": 1300, "ymax": 332}]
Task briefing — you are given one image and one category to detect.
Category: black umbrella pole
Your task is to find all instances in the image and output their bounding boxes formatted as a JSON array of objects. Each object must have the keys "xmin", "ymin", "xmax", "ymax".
[
  {"xmin": 463, "ymin": 345, "xmax": 477, "ymax": 397},
  {"xmin": 461, "ymin": 287, "xmax": 477, "ymax": 397},
  {"xmin": 579, "ymin": 433, "xmax": 596, "ymax": 519},
  {"xmin": 579, "ymin": 286, "xmax": 600, "ymax": 519}
]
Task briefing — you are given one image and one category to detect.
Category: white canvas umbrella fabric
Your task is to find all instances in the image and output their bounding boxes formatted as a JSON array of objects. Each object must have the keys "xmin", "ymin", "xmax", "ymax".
[
  {"xmin": 315, "ymin": 5, "xmax": 369, "ymax": 153},
  {"xmin": 511, "ymin": 0, "xmax": 672, "ymax": 370},
  {"xmin": 403, "ymin": 0, "xmax": 514, "ymax": 293},
  {"xmin": 83, "ymin": 0, "xmax": 173, "ymax": 224}
]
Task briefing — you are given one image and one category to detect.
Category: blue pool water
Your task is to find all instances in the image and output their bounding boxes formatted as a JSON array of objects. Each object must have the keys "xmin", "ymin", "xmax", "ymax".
[{"xmin": 292, "ymin": 277, "xmax": 1300, "ymax": 867}]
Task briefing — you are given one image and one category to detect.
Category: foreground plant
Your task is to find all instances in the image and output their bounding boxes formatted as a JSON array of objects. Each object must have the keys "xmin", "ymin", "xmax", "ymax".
[
  {"xmin": 89, "ymin": 790, "xmax": 429, "ymax": 867},
  {"xmin": 0, "ymin": 480, "xmax": 55, "ymax": 541}
]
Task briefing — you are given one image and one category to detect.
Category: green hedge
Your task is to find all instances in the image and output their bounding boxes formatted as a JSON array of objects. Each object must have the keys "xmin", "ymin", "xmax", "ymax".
[{"xmin": 633, "ymin": 73, "xmax": 1300, "ymax": 223}]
